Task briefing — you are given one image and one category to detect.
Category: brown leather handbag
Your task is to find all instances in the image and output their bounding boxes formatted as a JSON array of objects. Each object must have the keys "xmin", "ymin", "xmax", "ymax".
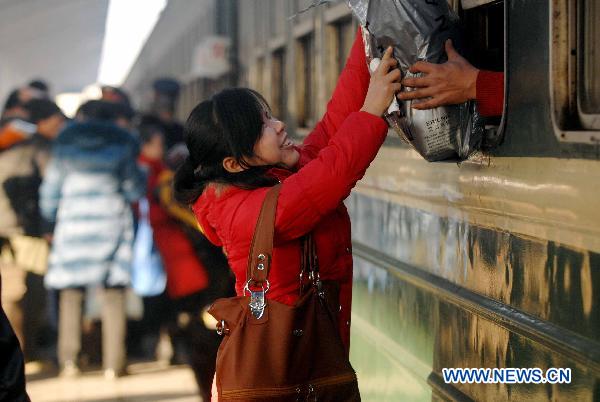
[{"xmin": 208, "ymin": 184, "xmax": 360, "ymax": 401}]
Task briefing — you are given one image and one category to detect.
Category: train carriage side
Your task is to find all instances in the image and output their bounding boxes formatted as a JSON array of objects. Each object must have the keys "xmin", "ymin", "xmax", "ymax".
[{"xmin": 348, "ymin": 0, "xmax": 600, "ymax": 401}]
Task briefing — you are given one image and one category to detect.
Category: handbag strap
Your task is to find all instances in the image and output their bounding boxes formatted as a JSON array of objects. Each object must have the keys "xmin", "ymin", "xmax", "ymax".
[
  {"xmin": 300, "ymin": 234, "xmax": 319, "ymax": 277},
  {"xmin": 299, "ymin": 233, "xmax": 321, "ymax": 299},
  {"xmin": 245, "ymin": 184, "xmax": 282, "ymax": 286}
]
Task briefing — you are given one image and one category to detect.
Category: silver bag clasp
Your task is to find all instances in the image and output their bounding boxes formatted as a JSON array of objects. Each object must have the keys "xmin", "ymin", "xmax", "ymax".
[{"xmin": 244, "ymin": 280, "xmax": 270, "ymax": 319}]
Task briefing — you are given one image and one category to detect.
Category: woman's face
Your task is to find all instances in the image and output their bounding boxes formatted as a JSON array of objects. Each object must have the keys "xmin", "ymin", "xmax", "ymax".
[{"xmin": 248, "ymin": 112, "xmax": 299, "ymax": 168}]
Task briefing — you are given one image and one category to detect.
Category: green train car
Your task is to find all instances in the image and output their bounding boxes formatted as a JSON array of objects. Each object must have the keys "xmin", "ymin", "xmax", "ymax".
[
  {"xmin": 124, "ymin": 0, "xmax": 599, "ymax": 400},
  {"xmin": 347, "ymin": 1, "xmax": 600, "ymax": 401}
]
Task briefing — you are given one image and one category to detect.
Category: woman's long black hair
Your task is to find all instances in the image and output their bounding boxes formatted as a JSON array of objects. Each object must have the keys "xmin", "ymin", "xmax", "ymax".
[{"xmin": 174, "ymin": 88, "xmax": 279, "ymax": 204}]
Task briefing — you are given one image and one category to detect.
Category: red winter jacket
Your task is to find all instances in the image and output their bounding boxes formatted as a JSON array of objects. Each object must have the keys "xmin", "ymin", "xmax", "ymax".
[
  {"xmin": 192, "ymin": 30, "xmax": 387, "ymax": 352},
  {"xmin": 139, "ymin": 155, "xmax": 209, "ymax": 298}
]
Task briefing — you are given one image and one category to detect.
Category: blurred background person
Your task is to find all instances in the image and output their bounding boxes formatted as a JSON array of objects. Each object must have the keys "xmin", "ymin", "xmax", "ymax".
[
  {"xmin": 1, "ymin": 89, "xmax": 31, "ymax": 120},
  {"xmin": 0, "ymin": 274, "xmax": 29, "ymax": 402},
  {"xmin": 135, "ymin": 126, "xmax": 234, "ymax": 398},
  {"xmin": 24, "ymin": 99, "xmax": 65, "ymax": 143},
  {"xmin": 101, "ymin": 85, "xmax": 131, "ymax": 109},
  {"xmin": 0, "ymin": 118, "xmax": 37, "ymax": 152},
  {"xmin": 1, "ymin": 85, "xmax": 55, "ymax": 151},
  {"xmin": 153, "ymin": 143, "xmax": 234, "ymax": 400},
  {"xmin": 39, "ymin": 100, "xmax": 145, "ymax": 379},
  {"xmin": 139, "ymin": 78, "xmax": 184, "ymax": 151},
  {"xmin": 27, "ymin": 80, "xmax": 51, "ymax": 99},
  {"xmin": 76, "ymin": 98, "xmax": 135, "ymax": 131},
  {"xmin": 128, "ymin": 124, "xmax": 168, "ymax": 362},
  {"xmin": 1, "ymin": 80, "xmax": 49, "ymax": 121},
  {"xmin": 0, "ymin": 99, "xmax": 65, "ymax": 360}
]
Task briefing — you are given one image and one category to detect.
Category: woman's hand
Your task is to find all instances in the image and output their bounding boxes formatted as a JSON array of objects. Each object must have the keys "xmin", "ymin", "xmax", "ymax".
[{"xmin": 360, "ymin": 47, "xmax": 402, "ymax": 117}]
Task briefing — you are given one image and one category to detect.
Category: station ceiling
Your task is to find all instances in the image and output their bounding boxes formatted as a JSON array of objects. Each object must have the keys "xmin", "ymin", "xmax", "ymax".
[{"xmin": 0, "ymin": 0, "xmax": 109, "ymax": 101}]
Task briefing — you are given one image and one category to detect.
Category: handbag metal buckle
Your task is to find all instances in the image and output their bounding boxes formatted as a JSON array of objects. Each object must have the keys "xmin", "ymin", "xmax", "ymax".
[
  {"xmin": 311, "ymin": 273, "xmax": 325, "ymax": 298},
  {"xmin": 244, "ymin": 280, "xmax": 270, "ymax": 319},
  {"xmin": 216, "ymin": 320, "xmax": 230, "ymax": 336}
]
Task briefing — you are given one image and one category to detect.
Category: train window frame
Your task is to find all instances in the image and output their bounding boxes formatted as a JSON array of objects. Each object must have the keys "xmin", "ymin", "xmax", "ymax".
[
  {"xmin": 576, "ymin": 0, "xmax": 600, "ymax": 130},
  {"xmin": 270, "ymin": 47, "xmax": 287, "ymax": 120},
  {"xmin": 455, "ymin": 0, "xmax": 507, "ymax": 149},
  {"xmin": 295, "ymin": 33, "xmax": 316, "ymax": 129},
  {"xmin": 549, "ymin": 0, "xmax": 600, "ymax": 144},
  {"xmin": 253, "ymin": 55, "xmax": 265, "ymax": 94},
  {"xmin": 325, "ymin": 14, "xmax": 354, "ymax": 99}
]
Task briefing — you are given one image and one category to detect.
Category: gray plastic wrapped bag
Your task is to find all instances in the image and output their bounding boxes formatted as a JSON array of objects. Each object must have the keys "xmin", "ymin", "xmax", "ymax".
[{"xmin": 349, "ymin": 0, "xmax": 483, "ymax": 161}]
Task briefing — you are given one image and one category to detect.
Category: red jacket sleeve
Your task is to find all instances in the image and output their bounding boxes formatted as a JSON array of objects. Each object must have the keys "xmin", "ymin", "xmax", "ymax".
[
  {"xmin": 476, "ymin": 70, "xmax": 504, "ymax": 117},
  {"xmin": 299, "ymin": 28, "xmax": 370, "ymax": 165},
  {"xmin": 273, "ymin": 111, "xmax": 387, "ymax": 242}
]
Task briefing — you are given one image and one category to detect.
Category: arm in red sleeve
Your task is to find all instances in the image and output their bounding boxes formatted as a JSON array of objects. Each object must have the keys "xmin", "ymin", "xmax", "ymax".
[
  {"xmin": 299, "ymin": 28, "xmax": 370, "ymax": 164},
  {"xmin": 275, "ymin": 111, "xmax": 387, "ymax": 242},
  {"xmin": 476, "ymin": 70, "xmax": 504, "ymax": 117}
]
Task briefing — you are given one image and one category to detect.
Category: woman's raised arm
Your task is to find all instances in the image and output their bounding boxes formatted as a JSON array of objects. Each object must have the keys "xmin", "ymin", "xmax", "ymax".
[
  {"xmin": 227, "ymin": 47, "xmax": 400, "ymax": 244},
  {"xmin": 243, "ymin": 47, "xmax": 398, "ymax": 243},
  {"xmin": 299, "ymin": 28, "xmax": 370, "ymax": 163}
]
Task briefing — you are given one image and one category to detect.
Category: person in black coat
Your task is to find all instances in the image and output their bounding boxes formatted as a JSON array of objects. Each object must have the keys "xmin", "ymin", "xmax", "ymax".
[{"xmin": 0, "ymin": 270, "xmax": 30, "ymax": 402}]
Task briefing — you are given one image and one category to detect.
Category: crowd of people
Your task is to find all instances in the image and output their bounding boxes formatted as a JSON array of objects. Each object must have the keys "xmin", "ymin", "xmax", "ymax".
[{"xmin": 0, "ymin": 78, "xmax": 233, "ymax": 401}]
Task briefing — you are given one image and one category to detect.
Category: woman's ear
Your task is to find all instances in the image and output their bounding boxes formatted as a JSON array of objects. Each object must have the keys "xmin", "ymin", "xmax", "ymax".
[{"xmin": 222, "ymin": 156, "xmax": 245, "ymax": 173}]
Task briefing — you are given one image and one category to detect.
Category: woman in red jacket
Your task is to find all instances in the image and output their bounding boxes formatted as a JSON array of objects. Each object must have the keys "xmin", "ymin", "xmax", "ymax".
[{"xmin": 174, "ymin": 31, "xmax": 399, "ymax": 394}]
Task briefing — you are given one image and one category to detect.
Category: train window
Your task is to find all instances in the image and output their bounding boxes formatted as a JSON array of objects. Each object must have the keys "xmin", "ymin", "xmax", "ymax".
[
  {"xmin": 271, "ymin": 48, "xmax": 286, "ymax": 120},
  {"xmin": 578, "ymin": 0, "xmax": 600, "ymax": 129},
  {"xmin": 333, "ymin": 18, "xmax": 354, "ymax": 75},
  {"xmin": 550, "ymin": 0, "xmax": 600, "ymax": 142},
  {"xmin": 295, "ymin": 34, "xmax": 315, "ymax": 128},
  {"xmin": 326, "ymin": 17, "xmax": 354, "ymax": 98},
  {"xmin": 459, "ymin": 2, "xmax": 504, "ymax": 72},
  {"xmin": 457, "ymin": 0, "xmax": 505, "ymax": 147}
]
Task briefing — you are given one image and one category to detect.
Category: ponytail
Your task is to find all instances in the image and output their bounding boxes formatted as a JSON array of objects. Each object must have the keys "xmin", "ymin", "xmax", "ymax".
[
  {"xmin": 173, "ymin": 157, "xmax": 205, "ymax": 204},
  {"xmin": 173, "ymin": 155, "xmax": 279, "ymax": 205}
]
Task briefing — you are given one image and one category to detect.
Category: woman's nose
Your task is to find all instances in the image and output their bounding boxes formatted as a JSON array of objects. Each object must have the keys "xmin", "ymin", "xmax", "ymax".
[{"xmin": 273, "ymin": 119, "xmax": 285, "ymax": 132}]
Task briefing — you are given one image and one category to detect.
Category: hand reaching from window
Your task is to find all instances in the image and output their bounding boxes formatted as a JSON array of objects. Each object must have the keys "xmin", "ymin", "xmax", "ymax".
[{"xmin": 398, "ymin": 39, "xmax": 480, "ymax": 109}]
